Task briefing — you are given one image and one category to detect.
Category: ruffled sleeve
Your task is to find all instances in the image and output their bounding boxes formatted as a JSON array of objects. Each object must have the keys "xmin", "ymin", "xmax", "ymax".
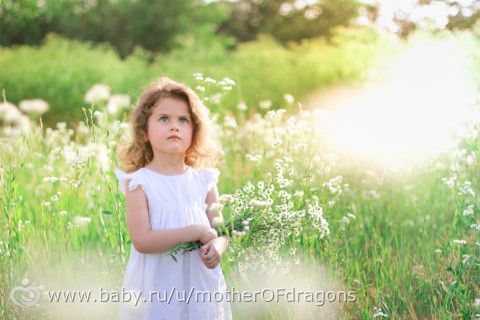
[
  {"xmin": 114, "ymin": 168, "xmax": 147, "ymax": 196},
  {"xmin": 203, "ymin": 168, "xmax": 220, "ymax": 192}
]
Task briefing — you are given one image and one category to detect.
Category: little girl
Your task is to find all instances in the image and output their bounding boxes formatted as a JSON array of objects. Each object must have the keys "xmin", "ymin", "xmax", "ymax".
[{"xmin": 114, "ymin": 77, "xmax": 232, "ymax": 320}]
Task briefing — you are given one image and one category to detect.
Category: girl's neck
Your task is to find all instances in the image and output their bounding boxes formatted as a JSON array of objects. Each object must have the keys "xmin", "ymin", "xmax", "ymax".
[{"xmin": 146, "ymin": 154, "xmax": 187, "ymax": 175}]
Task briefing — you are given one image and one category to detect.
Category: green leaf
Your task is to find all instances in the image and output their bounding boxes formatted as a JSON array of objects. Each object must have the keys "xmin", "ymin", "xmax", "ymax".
[{"xmin": 102, "ymin": 209, "xmax": 113, "ymax": 215}]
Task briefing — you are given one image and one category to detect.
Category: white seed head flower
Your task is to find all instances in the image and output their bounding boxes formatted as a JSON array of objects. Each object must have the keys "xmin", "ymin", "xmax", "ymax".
[
  {"xmin": 223, "ymin": 115, "xmax": 237, "ymax": 129},
  {"xmin": 204, "ymin": 77, "xmax": 216, "ymax": 84},
  {"xmin": 2, "ymin": 103, "xmax": 23, "ymax": 123},
  {"xmin": 219, "ymin": 194, "xmax": 234, "ymax": 204},
  {"xmin": 474, "ymin": 298, "xmax": 480, "ymax": 308},
  {"xmin": 222, "ymin": 77, "xmax": 236, "ymax": 86},
  {"xmin": 210, "ymin": 93, "xmax": 222, "ymax": 104},
  {"xmin": 16, "ymin": 115, "xmax": 32, "ymax": 134},
  {"xmin": 249, "ymin": 199, "xmax": 271, "ymax": 208},
  {"xmin": 106, "ymin": 94, "xmax": 130, "ymax": 115},
  {"xmin": 18, "ymin": 99, "xmax": 49, "ymax": 115},
  {"xmin": 246, "ymin": 154, "xmax": 262, "ymax": 162},
  {"xmin": 463, "ymin": 205, "xmax": 474, "ymax": 216},
  {"xmin": 193, "ymin": 72, "xmax": 203, "ymax": 80},
  {"xmin": 73, "ymin": 216, "xmax": 91, "ymax": 227},
  {"xmin": 212, "ymin": 216, "xmax": 225, "ymax": 227},
  {"xmin": 237, "ymin": 101, "xmax": 247, "ymax": 111},
  {"xmin": 452, "ymin": 239, "xmax": 467, "ymax": 245},
  {"xmin": 294, "ymin": 190, "xmax": 304, "ymax": 198},
  {"xmin": 283, "ymin": 94, "xmax": 295, "ymax": 105},
  {"xmin": 259, "ymin": 100, "xmax": 272, "ymax": 110},
  {"xmin": 84, "ymin": 84, "xmax": 111, "ymax": 104}
]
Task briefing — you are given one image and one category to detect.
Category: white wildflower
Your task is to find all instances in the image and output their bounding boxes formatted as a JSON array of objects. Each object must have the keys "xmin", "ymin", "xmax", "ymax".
[
  {"xmin": 249, "ymin": 199, "xmax": 271, "ymax": 208},
  {"xmin": 294, "ymin": 190, "xmax": 304, "ymax": 198},
  {"xmin": 463, "ymin": 205, "xmax": 474, "ymax": 216},
  {"xmin": 219, "ymin": 194, "xmax": 234, "ymax": 203},
  {"xmin": 0, "ymin": 101, "xmax": 19, "ymax": 121},
  {"xmin": 474, "ymin": 298, "xmax": 480, "ymax": 308},
  {"xmin": 222, "ymin": 77, "xmax": 236, "ymax": 86},
  {"xmin": 207, "ymin": 202, "xmax": 224, "ymax": 212},
  {"xmin": 56, "ymin": 122, "xmax": 67, "ymax": 131},
  {"xmin": 259, "ymin": 100, "xmax": 272, "ymax": 110},
  {"xmin": 246, "ymin": 154, "xmax": 262, "ymax": 162},
  {"xmin": 283, "ymin": 94, "xmax": 295, "ymax": 105},
  {"xmin": 212, "ymin": 216, "xmax": 225, "ymax": 227},
  {"xmin": 73, "ymin": 216, "xmax": 91, "ymax": 227},
  {"xmin": 1, "ymin": 102, "xmax": 23, "ymax": 123},
  {"xmin": 223, "ymin": 115, "xmax": 237, "ymax": 129},
  {"xmin": 373, "ymin": 306, "xmax": 388, "ymax": 318},
  {"xmin": 106, "ymin": 94, "xmax": 130, "ymax": 115},
  {"xmin": 452, "ymin": 239, "xmax": 467, "ymax": 245},
  {"xmin": 466, "ymin": 154, "xmax": 475, "ymax": 166},
  {"xmin": 204, "ymin": 77, "xmax": 216, "ymax": 84},
  {"xmin": 209, "ymin": 93, "xmax": 222, "ymax": 104},
  {"xmin": 84, "ymin": 84, "xmax": 111, "ymax": 103},
  {"xmin": 19, "ymin": 99, "xmax": 49, "ymax": 115},
  {"xmin": 237, "ymin": 101, "xmax": 247, "ymax": 111}
]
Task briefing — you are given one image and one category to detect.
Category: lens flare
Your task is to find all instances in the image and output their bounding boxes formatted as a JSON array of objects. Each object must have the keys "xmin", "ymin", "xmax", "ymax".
[{"xmin": 313, "ymin": 34, "xmax": 477, "ymax": 168}]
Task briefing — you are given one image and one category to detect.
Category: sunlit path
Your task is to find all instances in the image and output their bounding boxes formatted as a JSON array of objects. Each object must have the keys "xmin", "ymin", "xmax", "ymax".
[{"xmin": 303, "ymin": 33, "xmax": 478, "ymax": 169}]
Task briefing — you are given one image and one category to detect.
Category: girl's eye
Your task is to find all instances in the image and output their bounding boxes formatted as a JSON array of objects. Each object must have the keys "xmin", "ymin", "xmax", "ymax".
[
  {"xmin": 159, "ymin": 116, "xmax": 168, "ymax": 122},
  {"xmin": 180, "ymin": 117, "xmax": 189, "ymax": 124}
]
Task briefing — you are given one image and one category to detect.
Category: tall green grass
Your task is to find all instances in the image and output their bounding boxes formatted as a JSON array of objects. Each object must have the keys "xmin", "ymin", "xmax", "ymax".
[
  {"xmin": 0, "ymin": 26, "xmax": 388, "ymax": 127},
  {"xmin": 1, "ymin": 30, "xmax": 479, "ymax": 319}
]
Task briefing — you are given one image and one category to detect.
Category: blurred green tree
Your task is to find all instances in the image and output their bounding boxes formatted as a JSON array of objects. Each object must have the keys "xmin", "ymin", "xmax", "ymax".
[
  {"xmin": 216, "ymin": 0, "xmax": 360, "ymax": 44},
  {"xmin": 0, "ymin": 0, "xmax": 229, "ymax": 58}
]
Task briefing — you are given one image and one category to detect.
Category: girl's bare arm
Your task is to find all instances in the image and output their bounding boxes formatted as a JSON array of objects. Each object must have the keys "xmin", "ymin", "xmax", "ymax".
[{"xmin": 125, "ymin": 181, "xmax": 217, "ymax": 254}]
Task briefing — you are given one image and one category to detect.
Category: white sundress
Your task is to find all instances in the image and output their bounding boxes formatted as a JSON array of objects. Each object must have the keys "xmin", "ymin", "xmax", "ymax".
[{"xmin": 114, "ymin": 165, "xmax": 233, "ymax": 320}]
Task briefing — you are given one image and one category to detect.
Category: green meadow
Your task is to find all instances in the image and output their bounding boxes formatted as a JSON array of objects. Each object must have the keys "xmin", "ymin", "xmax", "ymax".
[{"xmin": 1, "ymin": 26, "xmax": 479, "ymax": 319}]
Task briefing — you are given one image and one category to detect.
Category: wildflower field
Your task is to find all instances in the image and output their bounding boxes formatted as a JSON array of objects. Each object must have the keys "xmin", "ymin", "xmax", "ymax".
[{"xmin": 1, "ymin": 30, "xmax": 480, "ymax": 319}]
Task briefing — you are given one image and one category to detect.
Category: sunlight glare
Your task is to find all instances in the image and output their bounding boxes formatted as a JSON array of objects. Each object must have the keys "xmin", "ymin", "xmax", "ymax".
[{"xmin": 314, "ymin": 35, "xmax": 477, "ymax": 167}]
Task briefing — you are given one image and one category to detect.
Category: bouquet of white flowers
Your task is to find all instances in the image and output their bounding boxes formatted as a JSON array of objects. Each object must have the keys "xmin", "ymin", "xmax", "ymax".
[{"xmin": 167, "ymin": 202, "xmax": 251, "ymax": 262}]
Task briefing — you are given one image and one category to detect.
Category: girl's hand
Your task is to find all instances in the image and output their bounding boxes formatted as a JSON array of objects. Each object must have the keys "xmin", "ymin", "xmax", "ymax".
[
  {"xmin": 199, "ymin": 240, "xmax": 220, "ymax": 269},
  {"xmin": 192, "ymin": 224, "xmax": 218, "ymax": 244}
]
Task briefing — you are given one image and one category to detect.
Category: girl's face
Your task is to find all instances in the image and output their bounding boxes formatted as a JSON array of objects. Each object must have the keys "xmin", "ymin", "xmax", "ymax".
[{"xmin": 146, "ymin": 97, "xmax": 193, "ymax": 156}]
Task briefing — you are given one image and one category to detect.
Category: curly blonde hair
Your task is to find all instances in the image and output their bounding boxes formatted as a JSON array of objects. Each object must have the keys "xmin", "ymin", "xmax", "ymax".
[{"xmin": 117, "ymin": 77, "xmax": 223, "ymax": 173}]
